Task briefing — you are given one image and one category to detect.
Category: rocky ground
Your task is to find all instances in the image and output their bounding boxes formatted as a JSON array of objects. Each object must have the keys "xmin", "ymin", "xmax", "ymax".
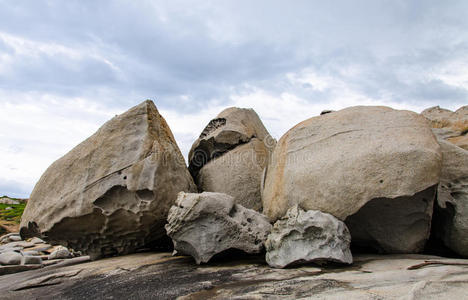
[{"xmin": 0, "ymin": 251, "xmax": 467, "ymax": 299}]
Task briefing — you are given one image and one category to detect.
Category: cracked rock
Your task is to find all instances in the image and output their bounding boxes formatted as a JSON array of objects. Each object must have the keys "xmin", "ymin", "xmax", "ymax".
[
  {"xmin": 262, "ymin": 106, "xmax": 441, "ymax": 253},
  {"xmin": 188, "ymin": 107, "xmax": 275, "ymax": 211},
  {"xmin": 266, "ymin": 206, "xmax": 352, "ymax": 268},
  {"xmin": 165, "ymin": 192, "xmax": 272, "ymax": 264},
  {"xmin": 20, "ymin": 100, "xmax": 196, "ymax": 258}
]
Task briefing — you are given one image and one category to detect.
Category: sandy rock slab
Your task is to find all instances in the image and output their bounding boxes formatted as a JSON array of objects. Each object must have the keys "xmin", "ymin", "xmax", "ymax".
[
  {"xmin": 20, "ymin": 100, "xmax": 195, "ymax": 258},
  {"xmin": 266, "ymin": 206, "xmax": 352, "ymax": 268},
  {"xmin": 165, "ymin": 192, "xmax": 272, "ymax": 264},
  {"xmin": 0, "ymin": 253, "xmax": 468, "ymax": 299}
]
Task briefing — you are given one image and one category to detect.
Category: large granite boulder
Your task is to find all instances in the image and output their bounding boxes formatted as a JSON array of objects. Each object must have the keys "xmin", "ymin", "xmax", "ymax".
[
  {"xmin": 188, "ymin": 108, "xmax": 275, "ymax": 211},
  {"xmin": 422, "ymin": 105, "xmax": 468, "ymax": 150},
  {"xmin": 262, "ymin": 106, "xmax": 441, "ymax": 253},
  {"xmin": 165, "ymin": 192, "xmax": 272, "ymax": 264},
  {"xmin": 20, "ymin": 100, "xmax": 196, "ymax": 258},
  {"xmin": 266, "ymin": 205, "xmax": 352, "ymax": 268},
  {"xmin": 432, "ymin": 139, "xmax": 468, "ymax": 257}
]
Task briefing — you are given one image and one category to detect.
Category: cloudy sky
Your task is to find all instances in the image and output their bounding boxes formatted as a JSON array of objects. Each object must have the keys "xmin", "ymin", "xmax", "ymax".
[{"xmin": 1, "ymin": 0, "xmax": 467, "ymax": 198}]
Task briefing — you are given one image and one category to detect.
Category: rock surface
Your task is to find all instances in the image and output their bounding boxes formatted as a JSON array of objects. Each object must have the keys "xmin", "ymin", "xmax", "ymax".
[
  {"xmin": 266, "ymin": 206, "xmax": 352, "ymax": 268},
  {"xmin": 432, "ymin": 139, "xmax": 468, "ymax": 257},
  {"xmin": 165, "ymin": 192, "xmax": 272, "ymax": 264},
  {"xmin": 20, "ymin": 100, "xmax": 196, "ymax": 258},
  {"xmin": 1, "ymin": 252, "xmax": 468, "ymax": 299},
  {"xmin": 188, "ymin": 107, "xmax": 275, "ymax": 211},
  {"xmin": 262, "ymin": 106, "xmax": 441, "ymax": 253},
  {"xmin": 0, "ymin": 251, "xmax": 22, "ymax": 265},
  {"xmin": 422, "ymin": 105, "xmax": 468, "ymax": 150}
]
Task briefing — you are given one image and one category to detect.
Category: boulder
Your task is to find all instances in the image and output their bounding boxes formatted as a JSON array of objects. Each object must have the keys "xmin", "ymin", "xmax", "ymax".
[
  {"xmin": 165, "ymin": 192, "xmax": 272, "ymax": 264},
  {"xmin": 20, "ymin": 100, "xmax": 196, "ymax": 258},
  {"xmin": 21, "ymin": 256, "xmax": 42, "ymax": 265},
  {"xmin": 48, "ymin": 246, "xmax": 71, "ymax": 260},
  {"xmin": 432, "ymin": 139, "xmax": 468, "ymax": 257},
  {"xmin": 265, "ymin": 206, "xmax": 352, "ymax": 268},
  {"xmin": 188, "ymin": 108, "xmax": 275, "ymax": 211},
  {"xmin": 422, "ymin": 105, "xmax": 468, "ymax": 150},
  {"xmin": 0, "ymin": 251, "xmax": 22, "ymax": 265},
  {"xmin": 262, "ymin": 106, "xmax": 441, "ymax": 253}
]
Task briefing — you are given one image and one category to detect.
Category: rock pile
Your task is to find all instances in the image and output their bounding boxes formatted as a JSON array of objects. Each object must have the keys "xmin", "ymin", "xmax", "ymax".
[
  {"xmin": 14, "ymin": 102, "xmax": 468, "ymax": 278},
  {"xmin": 0, "ymin": 232, "xmax": 86, "ymax": 275}
]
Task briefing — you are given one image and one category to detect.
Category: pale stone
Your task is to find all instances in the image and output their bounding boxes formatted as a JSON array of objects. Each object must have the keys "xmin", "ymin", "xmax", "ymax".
[
  {"xmin": 165, "ymin": 192, "xmax": 272, "ymax": 264},
  {"xmin": 266, "ymin": 206, "xmax": 352, "ymax": 268}
]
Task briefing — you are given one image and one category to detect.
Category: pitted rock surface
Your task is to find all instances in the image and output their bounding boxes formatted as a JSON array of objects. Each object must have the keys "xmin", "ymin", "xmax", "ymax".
[
  {"xmin": 20, "ymin": 100, "xmax": 196, "ymax": 258},
  {"xmin": 165, "ymin": 192, "xmax": 272, "ymax": 264},
  {"xmin": 266, "ymin": 206, "xmax": 352, "ymax": 268}
]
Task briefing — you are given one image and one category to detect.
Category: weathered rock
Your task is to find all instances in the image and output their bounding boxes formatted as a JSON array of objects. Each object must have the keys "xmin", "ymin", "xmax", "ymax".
[
  {"xmin": 266, "ymin": 206, "xmax": 352, "ymax": 268},
  {"xmin": 0, "ymin": 251, "xmax": 22, "ymax": 265},
  {"xmin": 21, "ymin": 255, "xmax": 42, "ymax": 265},
  {"xmin": 422, "ymin": 105, "xmax": 468, "ymax": 150},
  {"xmin": 48, "ymin": 246, "xmax": 71, "ymax": 260},
  {"xmin": 197, "ymin": 139, "xmax": 270, "ymax": 211},
  {"xmin": 263, "ymin": 106, "xmax": 441, "ymax": 253},
  {"xmin": 8, "ymin": 235, "xmax": 21, "ymax": 242},
  {"xmin": 432, "ymin": 139, "xmax": 468, "ymax": 257},
  {"xmin": 165, "ymin": 192, "xmax": 272, "ymax": 264},
  {"xmin": 20, "ymin": 100, "xmax": 196, "ymax": 258},
  {"xmin": 1, "ymin": 252, "xmax": 468, "ymax": 299},
  {"xmin": 29, "ymin": 237, "xmax": 45, "ymax": 244},
  {"xmin": 188, "ymin": 107, "xmax": 275, "ymax": 211}
]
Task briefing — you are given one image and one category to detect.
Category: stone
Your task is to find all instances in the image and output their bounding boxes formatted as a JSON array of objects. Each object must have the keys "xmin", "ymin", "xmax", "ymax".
[
  {"xmin": 21, "ymin": 255, "xmax": 42, "ymax": 265},
  {"xmin": 0, "ymin": 251, "xmax": 22, "ymax": 265},
  {"xmin": 8, "ymin": 235, "xmax": 21, "ymax": 242},
  {"xmin": 22, "ymin": 250, "xmax": 40, "ymax": 256},
  {"xmin": 165, "ymin": 192, "xmax": 272, "ymax": 264},
  {"xmin": 432, "ymin": 139, "xmax": 468, "ymax": 257},
  {"xmin": 188, "ymin": 107, "xmax": 275, "ymax": 211},
  {"xmin": 48, "ymin": 246, "xmax": 71, "ymax": 260},
  {"xmin": 422, "ymin": 105, "xmax": 468, "ymax": 150},
  {"xmin": 262, "ymin": 106, "xmax": 441, "ymax": 253},
  {"xmin": 20, "ymin": 100, "xmax": 196, "ymax": 258},
  {"xmin": 29, "ymin": 237, "xmax": 45, "ymax": 244},
  {"xmin": 265, "ymin": 206, "xmax": 352, "ymax": 268},
  {"xmin": 197, "ymin": 139, "xmax": 270, "ymax": 211},
  {"xmin": 0, "ymin": 241, "xmax": 35, "ymax": 253}
]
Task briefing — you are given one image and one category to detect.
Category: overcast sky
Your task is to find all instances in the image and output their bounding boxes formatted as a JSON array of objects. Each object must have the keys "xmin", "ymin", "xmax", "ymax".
[{"xmin": 1, "ymin": 0, "xmax": 467, "ymax": 198}]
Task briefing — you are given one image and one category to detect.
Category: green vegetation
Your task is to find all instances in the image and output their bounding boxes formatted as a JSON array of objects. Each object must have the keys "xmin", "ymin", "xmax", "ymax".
[{"xmin": 0, "ymin": 203, "xmax": 26, "ymax": 224}]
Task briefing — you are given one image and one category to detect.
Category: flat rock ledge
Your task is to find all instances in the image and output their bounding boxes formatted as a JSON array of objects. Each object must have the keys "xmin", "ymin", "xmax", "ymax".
[
  {"xmin": 165, "ymin": 192, "xmax": 272, "ymax": 264},
  {"xmin": 266, "ymin": 206, "xmax": 353, "ymax": 268}
]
